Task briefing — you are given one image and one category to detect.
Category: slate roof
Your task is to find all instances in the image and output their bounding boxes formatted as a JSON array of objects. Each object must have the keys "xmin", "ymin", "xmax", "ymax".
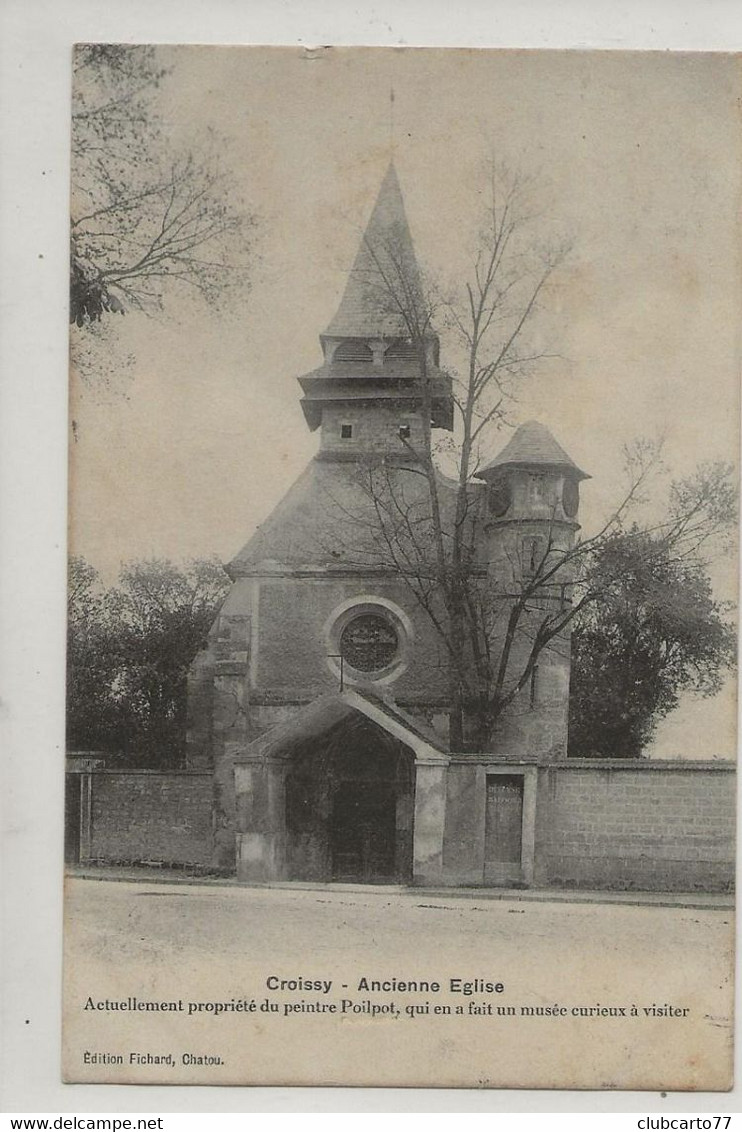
[
  {"xmin": 298, "ymin": 359, "xmax": 441, "ymax": 383},
  {"xmin": 324, "ymin": 162, "xmax": 425, "ymax": 340},
  {"xmin": 228, "ymin": 457, "xmax": 458, "ymax": 575},
  {"xmin": 478, "ymin": 420, "xmax": 590, "ymax": 480}
]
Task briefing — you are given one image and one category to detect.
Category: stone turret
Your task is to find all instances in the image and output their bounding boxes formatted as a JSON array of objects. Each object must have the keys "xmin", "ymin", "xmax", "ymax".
[
  {"xmin": 478, "ymin": 419, "xmax": 588, "ymax": 524},
  {"xmin": 476, "ymin": 421, "xmax": 590, "ymax": 759}
]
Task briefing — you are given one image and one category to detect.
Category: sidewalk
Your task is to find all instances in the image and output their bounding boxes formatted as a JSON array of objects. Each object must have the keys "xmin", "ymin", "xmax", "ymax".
[{"xmin": 66, "ymin": 864, "xmax": 734, "ymax": 911}]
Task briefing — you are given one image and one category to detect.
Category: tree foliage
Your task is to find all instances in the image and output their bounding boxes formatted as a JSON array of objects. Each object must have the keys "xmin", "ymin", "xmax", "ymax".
[
  {"xmin": 67, "ymin": 556, "xmax": 230, "ymax": 766},
  {"xmin": 70, "ymin": 44, "xmax": 255, "ymax": 329},
  {"xmin": 67, "ymin": 556, "xmax": 121, "ymax": 752},
  {"xmin": 568, "ymin": 530, "xmax": 736, "ymax": 759}
]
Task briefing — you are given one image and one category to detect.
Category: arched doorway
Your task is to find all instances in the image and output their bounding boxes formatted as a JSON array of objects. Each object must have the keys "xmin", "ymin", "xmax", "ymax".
[{"xmin": 285, "ymin": 714, "xmax": 414, "ymax": 884}]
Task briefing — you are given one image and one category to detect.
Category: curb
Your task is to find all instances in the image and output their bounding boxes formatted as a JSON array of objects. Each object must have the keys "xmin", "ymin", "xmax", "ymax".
[{"xmin": 66, "ymin": 869, "xmax": 734, "ymax": 911}]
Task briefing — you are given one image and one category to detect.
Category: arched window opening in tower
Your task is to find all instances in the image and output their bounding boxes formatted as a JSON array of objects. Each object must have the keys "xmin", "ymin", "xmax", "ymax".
[
  {"xmin": 488, "ymin": 478, "xmax": 512, "ymax": 517},
  {"xmin": 522, "ymin": 536, "xmax": 546, "ymax": 576},
  {"xmin": 528, "ymin": 473, "xmax": 547, "ymax": 503},
  {"xmin": 562, "ymin": 477, "xmax": 580, "ymax": 518},
  {"xmin": 530, "ymin": 665, "xmax": 540, "ymax": 709}
]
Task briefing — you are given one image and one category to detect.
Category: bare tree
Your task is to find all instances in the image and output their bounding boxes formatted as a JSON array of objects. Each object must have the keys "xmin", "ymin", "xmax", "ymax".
[
  {"xmin": 333, "ymin": 164, "xmax": 736, "ymax": 752},
  {"xmin": 336, "ymin": 163, "xmax": 566, "ymax": 748},
  {"xmin": 70, "ymin": 45, "xmax": 256, "ymax": 330}
]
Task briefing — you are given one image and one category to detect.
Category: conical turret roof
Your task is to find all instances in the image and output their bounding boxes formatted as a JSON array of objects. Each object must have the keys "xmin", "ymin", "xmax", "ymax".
[
  {"xmin": 324, "ymin": 162, "xmax": 424, "ymax": 339},
  {"xmin": 478, "ymin": 420, "xmax": 590, "ymax": 480}
]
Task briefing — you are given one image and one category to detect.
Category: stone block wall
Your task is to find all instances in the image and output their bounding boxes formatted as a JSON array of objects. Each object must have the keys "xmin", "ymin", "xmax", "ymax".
[
  {"xmin": 320, "ymin": 404, "xmax": 427, "ymax": 455},
  {"xmin": 69, "ymin": 758, "xmax": 735, "ymax": 892},
  {"xmin": 535, "ymin": 761, "xmax": 735, "ymax": 892},
  {"xmin": 442, "ymin": 763, "xmax": 487, "ymax": 885},
  {"xmin": 441, "ymin": 758, "xmax": 735, "ymax": 892},
  {"xmin": 486, "ymin": 641, "xmax": 571, "ymax": 760},
  {"xmin": 79, "ymin": 770, "xmax": 215, "ymax": 868}
]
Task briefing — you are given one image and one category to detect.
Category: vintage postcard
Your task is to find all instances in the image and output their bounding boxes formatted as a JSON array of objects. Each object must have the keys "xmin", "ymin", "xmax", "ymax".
[{"xmin": 63, "ymin": 46, "xmax": 738, "ymax": 1089}]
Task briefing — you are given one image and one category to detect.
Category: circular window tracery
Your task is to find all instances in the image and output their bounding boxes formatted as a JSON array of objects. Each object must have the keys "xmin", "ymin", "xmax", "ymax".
[
  {"xmin": 325, "ymin": 597, "xmax": 413, "ymax": 686},
  {"xmin": 340, "ymin": 613, "xmax": 399, "ymax": 672}
]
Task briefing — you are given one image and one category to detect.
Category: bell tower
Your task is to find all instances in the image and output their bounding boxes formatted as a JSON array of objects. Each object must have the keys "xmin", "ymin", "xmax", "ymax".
[{"xmin": 298, "ymin": 163, "xmax": 453, "ymax": 458}]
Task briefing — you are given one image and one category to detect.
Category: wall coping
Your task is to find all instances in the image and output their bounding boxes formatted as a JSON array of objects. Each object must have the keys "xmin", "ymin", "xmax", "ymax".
[
  {"xmin": 71, "ymin": 759, "xmax": 735, "ymax": 775},
  {"xmin": 66, "ymin": 767, "xmax": 213, "ymax": 778},
  {"xmin": 448, "ymin": 756, "xmax": 736, "ymax": 772},
  {"xmin": 546, "ymin": 758, "xmax": 736, "ymax": 772}
]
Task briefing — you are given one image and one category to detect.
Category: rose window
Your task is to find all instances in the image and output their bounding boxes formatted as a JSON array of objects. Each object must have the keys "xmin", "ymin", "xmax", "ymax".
[{"xmin": 340, "ymin": 614, "xmax": 399, "ymax": 672}]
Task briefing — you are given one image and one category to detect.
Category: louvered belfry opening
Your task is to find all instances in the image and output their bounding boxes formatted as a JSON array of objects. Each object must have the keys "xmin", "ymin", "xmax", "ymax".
[
  {"xmin": 384, "ymin": 337, "xmax": 417, "ymax": 362},
  {"xmin": 333, "ymin": 338, "xmax": 374, "ymax": 363}
]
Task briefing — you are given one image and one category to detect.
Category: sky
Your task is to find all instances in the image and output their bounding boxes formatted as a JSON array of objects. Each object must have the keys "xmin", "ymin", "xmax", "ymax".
[{"xmin": 68, "ymin": 47, "xmax": 740, "ymax": 757}]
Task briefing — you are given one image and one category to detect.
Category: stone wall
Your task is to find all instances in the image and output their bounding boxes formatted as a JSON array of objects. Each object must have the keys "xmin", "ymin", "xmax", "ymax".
[
  {"xmin": 533, "ymin": 760, "xmax": 735, "ymax": 892},
  {"xmin": 75, "ymin": 770, "xmax": 215, "ymax": 869},
  {"xmin": 69, "ymin": 757, "xmax": 735, "ymax": 892},
  {"xmin": 442, "ymin": 758, "xmax": 734, "ymax": 891}
]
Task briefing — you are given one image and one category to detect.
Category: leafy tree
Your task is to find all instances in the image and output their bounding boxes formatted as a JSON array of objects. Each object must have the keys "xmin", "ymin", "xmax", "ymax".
[
  {"xmin": 568, "ymin": 530, "xmax": 736, "ymax": 758},
  {"xmin": 66, "ymin": 556, "xmax": 230, "ymax": 766},
  {"xmin": 67, "ymin": 556, "xmax": 120, "ymax": 751},
  {"xmin": 70, "ymin": 44, "xmax": 255, "ymax": 331}
]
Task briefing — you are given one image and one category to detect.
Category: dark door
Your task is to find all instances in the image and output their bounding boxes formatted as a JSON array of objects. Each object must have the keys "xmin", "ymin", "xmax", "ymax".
[
  {"xmin": 484, "ymin": 774, "xmax": 524, "ymax": 885},
  {"xmin": 331, "ymin": 779, "xmax": 396, "ymax": 882}
]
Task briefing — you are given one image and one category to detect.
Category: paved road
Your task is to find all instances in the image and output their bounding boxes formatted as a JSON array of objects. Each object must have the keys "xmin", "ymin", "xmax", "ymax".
[{"xmin": 63, "ymin": 878, "xmax": 734, "ymax": 1091}]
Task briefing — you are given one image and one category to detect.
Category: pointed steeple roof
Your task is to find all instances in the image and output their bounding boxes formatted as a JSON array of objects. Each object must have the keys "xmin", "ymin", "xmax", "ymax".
[
  {"xmin": 478, "ymin": 420, "xmax": 590, "ymax": 480},
  {"xmin": 296, "ymin": 164, "xmax": 453, "ymax": 435},
  {"xmin": 324, "ymin": 162, "xmax": 424, "ymax": 339}
]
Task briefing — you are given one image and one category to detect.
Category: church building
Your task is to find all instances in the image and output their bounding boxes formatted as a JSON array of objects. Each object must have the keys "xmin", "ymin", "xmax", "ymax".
[{"xmin": 186, "ymin": 163, "xmax": 589, "ymax": 888}]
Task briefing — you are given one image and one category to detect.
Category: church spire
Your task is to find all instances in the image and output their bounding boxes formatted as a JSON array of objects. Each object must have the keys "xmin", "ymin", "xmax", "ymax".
[
  {"xmin": 297, "ymin": 164, "xmax": 453, "ymax": 440},
  {"xmin": 323, "ymin": 162, "xmax": 423, "ymax": 340}
]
